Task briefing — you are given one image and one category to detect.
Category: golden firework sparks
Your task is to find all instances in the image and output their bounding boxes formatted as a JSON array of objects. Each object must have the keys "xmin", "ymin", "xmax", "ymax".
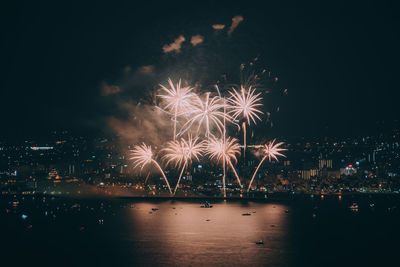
[
  {"xmin": 228, "ymin": 86, "xmax": 263, "ymax": 155},
  {"xmin": 130, "ymin": 143, "xmax": 172, "ymax": 194},
  {"xmin": 158, "ymin": 78, "xmax": 195, "ymax": 140},
  {"xmin": 162, "ymin": 135, "xmax": 205, "ymax": 194},
  {"xmin": 206, "ymin": 137, "xmax": 242, "ymax": 188},
  {"xmin": 247, "ymin": 139, "xmax": 286, "ymax": 192},
  {"xmin": 179, "ymin": 93, "xmax": 230, "ymax": 138},
  {"xmin": 228, "ymin": 86, "xmax": 263, "ymax": 126}
]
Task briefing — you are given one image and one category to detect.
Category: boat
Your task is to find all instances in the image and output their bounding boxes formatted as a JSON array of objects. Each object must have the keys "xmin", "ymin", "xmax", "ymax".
[
  {"xmin": 255, "ymin": 240, "xmax": 264, "ymax": 245},
  {"xmin": 242, "ymin": 212, "xmax": 251, "ymax": 216},
  {"xmin": 151, "ymin": 208, "xmax": 159, "ymax": 211},
  {"xmin": 349, "ymin": 203, "xmax": 359, "ymax": 211},
  {"xmin": 388, "ymin": 206, "xmax": 397, "ymax": 212},
  {"xmin": 200, "ymin": 201, "xmax": 213, "ymax": 208},
  {"xmin": 71, "ymin": 203, "xmax": 80, "ymax": 209}
]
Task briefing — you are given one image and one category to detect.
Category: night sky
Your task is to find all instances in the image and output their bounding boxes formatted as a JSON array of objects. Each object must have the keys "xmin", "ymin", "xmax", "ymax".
[{"xmin": 1, "ymin": 0, "xmax": 399, "ymax": 140}]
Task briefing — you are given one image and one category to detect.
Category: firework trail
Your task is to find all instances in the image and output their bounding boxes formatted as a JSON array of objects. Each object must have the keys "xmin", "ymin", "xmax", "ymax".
[
  {"xmin": 179, "ymin": 92, "xmax": 230, "ymax": 138},
  {"xmin": 228, "ymin": 86, "xmax": 263, "ymax": 156},
  {"xmin": 158, "ymin": 78, "xmax": 195, "ymax": 140},
  {"xmin": 144, "ymin": 172, "xmax": 150, "ymax": 184},
  {"xmin": 206, "ymin": 137, "xmax": 242, "ymax": 194},
  {"xmin": 130, "ymin": 143, "xmax": 172, "ymax": 194},
  {"xmin": 162, "ymin": 135, "xmax": 205, "ymax": 195},
  {"xmin": 242, "ymin": 122, "xmax": 246, "ymax": 155},
  {"xmin": 247, "ymin": 139, "xmax": 286, "ymax": 192}
]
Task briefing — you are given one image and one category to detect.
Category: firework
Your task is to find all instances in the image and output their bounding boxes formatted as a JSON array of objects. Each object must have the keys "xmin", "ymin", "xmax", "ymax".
[
  {"xmin": 158, "ymin": 78, "xmax": 195, "ymax": 140},
  {"xmin": 130, "ymin": 143, "xmax": 172, "ymax": 194},
  {"xmin": 179, "ymin": 93, "xmax": 230, "ymax": 138},
  {"xmin": 206, "ymin": 137, "xmax": 242, "ymax": 192},
  {"xmin": 162, "ymin": 135, "xmax": 205, "ymax": 194},
  {"xmin": 228, "ymin": 86, "xmax": 263, "ymax": 125},
  {"xmin": 239, "ymin": 59, "xmax": 272, "ymax": 91},
  {"xmin": 247, "ymin": 140, "xmax": 286, "ymax": 192},
  {"xmin": 228, "ymin": 86, "xmax": 263, "ymax": 155},
  {"xmin": 128, "ymin": 61, "xmax": 285, "ymax": 197}
]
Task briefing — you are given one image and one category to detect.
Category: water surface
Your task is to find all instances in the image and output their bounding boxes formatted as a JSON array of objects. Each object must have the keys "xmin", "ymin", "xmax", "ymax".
[{"xmin": 1, "ymin": 195, "xmax": 399, "ymax": 266}]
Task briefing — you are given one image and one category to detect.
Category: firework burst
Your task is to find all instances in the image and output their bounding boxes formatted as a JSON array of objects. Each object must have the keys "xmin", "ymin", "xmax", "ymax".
[
  {"xmin": 179, "ymin": 93, "xmax": 230, "ymax": 138},
  {"xmin": 130, "ymin": 143, "xmax": 172, "ymax": 194},
  {"xmin": 228, "ymin": 86, "xmax": 263, "ymax": 155},
  {"xmin": 206, "ymin": 137, "xmax": 242, "ymax": 190},
  {"xmin": 228, "ymin": 86, "xmax": 263, "ymax": 125},
  {"xmin": 162, "ymin": 135, "xmax": 205, "ymax": 194},
  {"xmin": 247, "ymin": 139, "xmax": 286, "ymax": 192},
  {"xmin": 158, "ymin": 78, "xmax": 195, "ymax": 140}
]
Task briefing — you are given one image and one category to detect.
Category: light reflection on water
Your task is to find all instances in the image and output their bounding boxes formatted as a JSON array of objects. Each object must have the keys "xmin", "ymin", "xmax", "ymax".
[
  {"xmin": 2, "ymin": 195, "xmax": 400, "ymax": 266},
  {"xmin": 126, "ymin": 201, "xmax": 291, "ymax": 266}
]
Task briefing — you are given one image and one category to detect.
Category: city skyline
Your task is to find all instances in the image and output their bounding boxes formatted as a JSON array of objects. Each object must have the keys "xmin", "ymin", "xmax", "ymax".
[{"xmin": 1, "ymin": 130, "xmax": 399, "ymax": 198}]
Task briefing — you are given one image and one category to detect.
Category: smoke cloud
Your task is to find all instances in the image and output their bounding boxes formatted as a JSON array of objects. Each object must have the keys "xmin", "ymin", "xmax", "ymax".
[
  {"xmin": 228, "ymin": 15, "xmax": 244, "ymax": 35},
  {"xmin": 101, "ymin": 82, "xmax": 121, "ymax": 96},
  {"xmin": 212, "ymin": 24, "xmax": 226, "ymax": 30},
  {"xmin": 108, "ymin": 103, "xmax": 173, "ymax": 147},
  {"xmin": 139, "ymin": 65, "xmax": 154, "ymax": 74},
  {"xmin": 162, "ymin": 35, "xmax": 186, "ymax": 53},
  {"xmin": 190, "ymin": 35, "xmax": 204, "ymax": 46}
]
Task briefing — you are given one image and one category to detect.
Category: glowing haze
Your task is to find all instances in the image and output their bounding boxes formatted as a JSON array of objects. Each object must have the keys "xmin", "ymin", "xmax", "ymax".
[{"xmin": 105, "ymin": 14, "xmax": 288, "ymax": 196}]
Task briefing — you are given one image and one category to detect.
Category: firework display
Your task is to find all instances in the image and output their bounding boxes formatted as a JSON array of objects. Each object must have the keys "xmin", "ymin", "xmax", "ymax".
[{"xmin": 130, "ymin": 69, "xmax": 286, "ymax": 197}]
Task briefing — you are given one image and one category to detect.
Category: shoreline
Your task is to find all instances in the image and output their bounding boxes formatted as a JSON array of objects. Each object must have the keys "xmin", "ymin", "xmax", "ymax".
[{"xmin": 3, "ymin": 191, "xmax": 400, "ymax": 202}]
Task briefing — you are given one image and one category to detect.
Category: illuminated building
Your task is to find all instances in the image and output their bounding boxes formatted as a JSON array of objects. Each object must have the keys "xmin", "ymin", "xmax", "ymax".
[
  {"xmin": 30, "ymin": 146, "xmax": 54, "ymax": 150},
  {"xmin": 48, "ymin": 169, "xmax": 60, "ymax": 179},
  {"xmin": 318, "ymin": 159, "xmax": 332, "ymax": 169},
  {"xmin": 298, "ymin": 169, "xmax": 319, "ymax": 179},
  {"xmin": 340, "ymin": 165, "xmax": 357, "ymax": 176}
]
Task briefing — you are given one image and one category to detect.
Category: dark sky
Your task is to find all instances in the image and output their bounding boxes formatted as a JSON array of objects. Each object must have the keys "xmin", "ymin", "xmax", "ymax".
[{"xmin": 1, "ymin": 0, "xmax": 399, "ymax": 139}]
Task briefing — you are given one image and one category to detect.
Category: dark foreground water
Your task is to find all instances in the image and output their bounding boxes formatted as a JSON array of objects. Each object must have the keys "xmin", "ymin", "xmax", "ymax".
[{"xmin": 1, "ymin": 194, "xmax": 399, "ymax": 267}]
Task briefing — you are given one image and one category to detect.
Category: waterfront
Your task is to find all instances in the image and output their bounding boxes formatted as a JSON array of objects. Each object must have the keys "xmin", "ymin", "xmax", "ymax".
[{"xmin": 1, "ymin": 195, "xmax": 399, "ymax": 266}]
